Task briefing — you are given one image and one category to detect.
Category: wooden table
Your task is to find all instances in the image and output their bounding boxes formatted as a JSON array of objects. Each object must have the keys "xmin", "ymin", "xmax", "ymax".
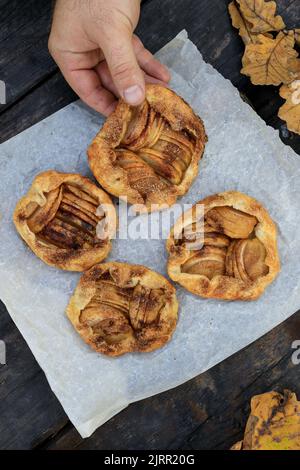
[{"xmin": 0, "ymin": 0, "xmax": 299, "ymax": 450}]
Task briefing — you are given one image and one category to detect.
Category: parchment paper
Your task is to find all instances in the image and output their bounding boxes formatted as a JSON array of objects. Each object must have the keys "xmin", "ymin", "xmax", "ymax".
[{"xmin": 1, "ymin": 31, "xmax": 300, "ymax": 438}]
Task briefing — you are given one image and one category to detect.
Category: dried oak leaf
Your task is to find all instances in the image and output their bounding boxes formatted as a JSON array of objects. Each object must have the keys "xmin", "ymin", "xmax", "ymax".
[
  {"xmin": 231, "ymin": 390, "xmax": 300, "ymax": 450},
  {"xmin": 229, "ymin": 1, "xmax": 261, "ymax": 45},
  {"xmin": 236, "ymin": 0, "xmax": 285, "ymax": 33},
  {"xmin": 241, "ymin": 31, "xmax": 300, "ymax": 85},
  {"xmin": 229, "ymin": 1, "xmax": 273, "ymax": 45},
  {"xmin": 278, "ymin": 79, "xmax": 300, "ymax": 134},
  {"xmin": 231, "ymin": 441, "xmax": 243, "ymax": 450}
]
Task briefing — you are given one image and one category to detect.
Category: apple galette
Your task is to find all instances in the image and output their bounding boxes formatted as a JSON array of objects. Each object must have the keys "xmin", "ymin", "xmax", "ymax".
[
  {"xmin": 88, "ymin": 84, "xmax": 207, "ymax": 212},
  {"xmin": 166, "ymin": 191, "xmax": 280, "ymax": 300},
  {"xmin": 66, "ymin": 262, "xmax": 178, "ymax": 356},
  {"xmin": 14, "ymin": 171, "xmax": 116, "ymax": 271}
]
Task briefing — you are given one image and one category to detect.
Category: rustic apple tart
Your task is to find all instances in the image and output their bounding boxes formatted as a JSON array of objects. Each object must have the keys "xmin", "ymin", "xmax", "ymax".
[
  {"xmin": 14, "ymin": 171, "xmax": 116, "ymax": 271},
  {"xmin": 66, "ymin": 262, "xmax": 178, "ymax": 356},
  {"xmin": 88, "ymin": 84, "xmax": 207, "ymax": 212},
  {"xmin": 166, "ymin": 191, "xmax": 280, "ymax": 300}
]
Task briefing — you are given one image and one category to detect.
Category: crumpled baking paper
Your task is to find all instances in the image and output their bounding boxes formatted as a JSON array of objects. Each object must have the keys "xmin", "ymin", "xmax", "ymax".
[{"xmin": 1, "ymin": 31, "xmax": 300, "ymax": 438}]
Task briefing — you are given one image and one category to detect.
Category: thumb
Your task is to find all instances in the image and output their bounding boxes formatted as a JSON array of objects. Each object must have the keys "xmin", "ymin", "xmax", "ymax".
[{"xmin": 101, "ymin": 30, "xmax": 145, "ymax": 106}]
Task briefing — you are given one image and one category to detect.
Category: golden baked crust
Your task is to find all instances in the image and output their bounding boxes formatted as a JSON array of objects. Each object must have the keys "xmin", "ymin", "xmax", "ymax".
[
  {"xmin": 88, "ymin": 84, "xmax": 207, "ymax": 212},
  {"xmin": 66, "ymin": 262, "xmax": 178, "ymax": 356},
  {"xmin": 13, "ymin": 171, "xmax": 117, "ymax": 271},
  {"xmin": 166, "ymin": 191, "xmax": 280, "ymax": 300}
]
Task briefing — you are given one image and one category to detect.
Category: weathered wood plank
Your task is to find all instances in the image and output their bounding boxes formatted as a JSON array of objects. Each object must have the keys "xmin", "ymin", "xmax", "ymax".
[
  {"xmin": 40, "ymin": 311, "xmax": 300, "ymax": 450},
  {"xmin": 0, "ymin": 71, "xmax": 76, "ymax": 144},
  {"xmin": 0, "ymin": 301, "xmax": 68, "ymax": 449},
  {"xmin": 0, "ymin": 0, "xmax": 55, "ymax": 109}
]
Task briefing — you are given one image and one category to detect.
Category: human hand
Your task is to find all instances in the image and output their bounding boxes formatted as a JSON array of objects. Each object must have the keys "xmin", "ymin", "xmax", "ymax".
[{"xmin": 48, "ymin": 0, "xmax": 170, "ymax": 116}]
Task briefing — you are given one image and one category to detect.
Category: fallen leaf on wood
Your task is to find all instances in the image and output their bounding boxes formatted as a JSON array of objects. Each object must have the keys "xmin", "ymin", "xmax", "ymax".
[
  {"xmin": 241, "ymin": 31, "xmax": 300, "ymax": 85},
  {"xmin": 231, "ymin": 440, "xmax": 243, "ymax": 450},
  {"xmin": 236, "ymin": 0, "xmax": 285, "ymax": 33},
  {"xmin": 231, "ymin": 390, "xmax": 300, "ymax": 450},
  {"xmin": 229, "ymin": 0, "xmax": 300, "ymax": 134},
  {"xmin": 278, "ymin": 80, "xmax": 300, "ymax": 134},
  {"xmin": 229, "ymin": 1, "xmax": 261, "ymax": 45}
]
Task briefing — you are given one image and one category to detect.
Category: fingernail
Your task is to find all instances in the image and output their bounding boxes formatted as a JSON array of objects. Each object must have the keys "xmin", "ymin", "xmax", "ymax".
[{"xmin": 123, "ymin": 85, "xmax": 144, "ymax": 105}]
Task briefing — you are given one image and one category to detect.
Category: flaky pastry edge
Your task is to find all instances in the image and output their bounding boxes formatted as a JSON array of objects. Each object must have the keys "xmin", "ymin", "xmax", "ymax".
[
  {"xmin": 66, "ymin": 262, "xmax": 179, "ymax": 356},
  {"xmin": 13, "ymin": 170, "xmax": 117, "ymax": 271},
  {"xmin": 166, "ymin": 191, "xmax": 280, "ymax": 300},
  {"xmin": 88, "ymin": 84, "xmax": 207, "ymax": 212}
]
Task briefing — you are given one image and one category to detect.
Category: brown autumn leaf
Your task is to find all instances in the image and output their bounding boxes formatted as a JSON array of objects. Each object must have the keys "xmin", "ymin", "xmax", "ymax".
[
  {"xmin": 241, "ymin": 31, "xmax": 300, "ymax": 85},
  {"xmin": 278, "ymin": 79, "xmax": 300, "ymax": 134},
  {"xmin": 230, "ymin": 440, "xmax": 243, "ymax": 450},
  {"xmin": 236, "ymin": 0, "xmax": 285, "ymax": 33},
  {"xmin": 231, "ymin": 390, "xmax": 300, "ymax": 450},
  {"xmin": 228, "ymin": 1, "xmax": 261, "ymax": 45}
]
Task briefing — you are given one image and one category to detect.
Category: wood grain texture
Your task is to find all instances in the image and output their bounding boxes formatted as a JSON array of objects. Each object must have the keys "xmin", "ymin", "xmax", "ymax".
[
  {"xmin": 0, "ymin": 301, "xmax": 68, "ymax": 449},
  {"xmin": 39, "ymin": 311, "xmax": 300, "ymax": 450},
  {"xmin": 0, "ymin": 0, "xmax": 55, "ymax": 110},
  {"xmin": 0, "ymin": 0, "xmax": 300, "ymax": 450}
]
